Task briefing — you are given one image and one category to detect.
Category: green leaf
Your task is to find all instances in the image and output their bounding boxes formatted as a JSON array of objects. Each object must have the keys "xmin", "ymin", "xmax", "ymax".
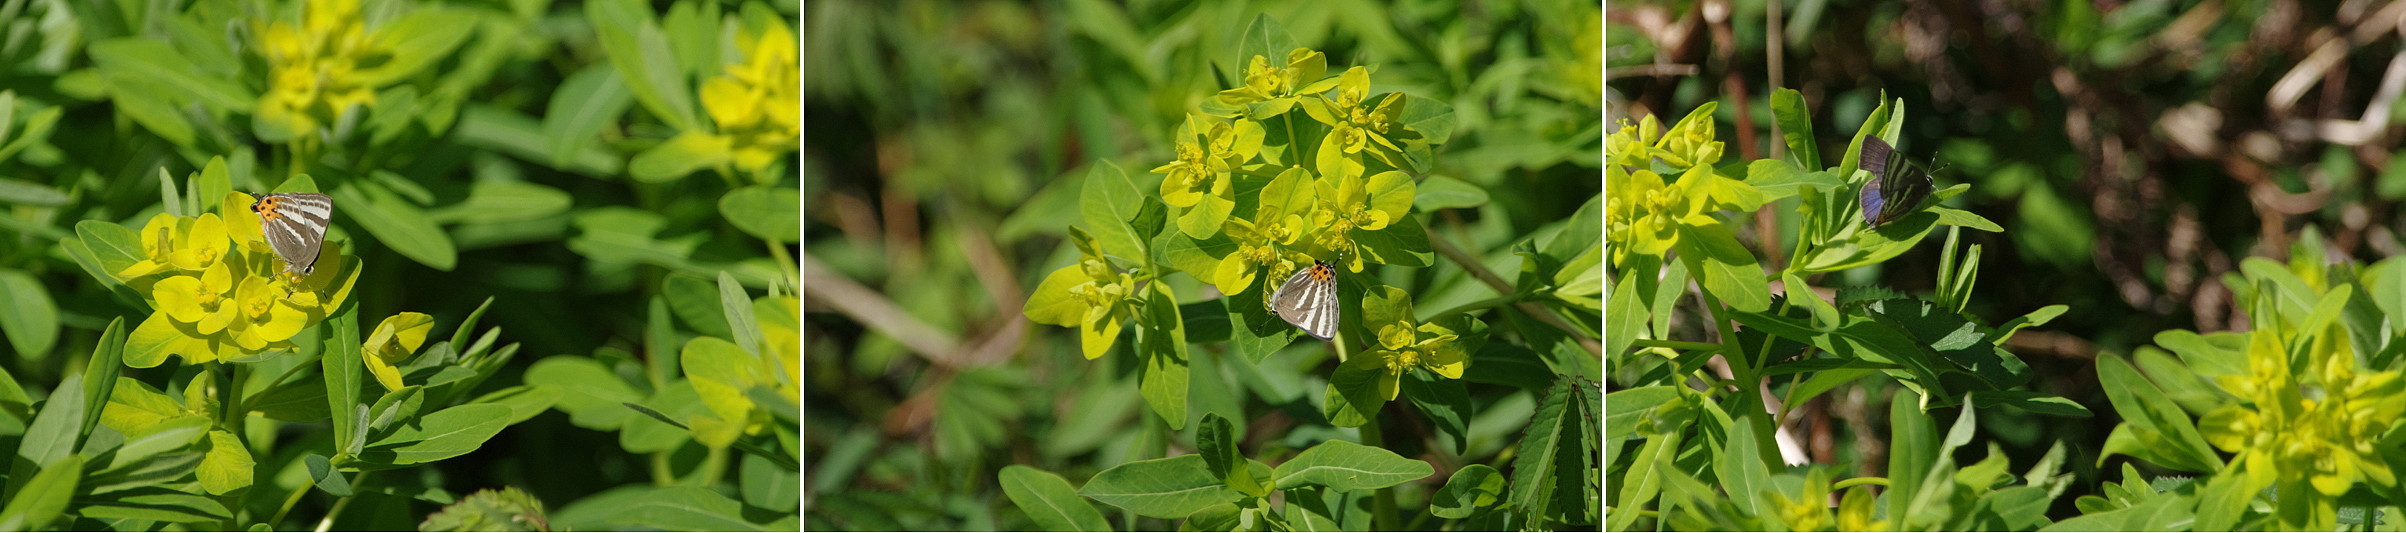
[
  {"xmin": 196, "ymin": 430, "xmax": 254, "ymax": 494},
  {"xmin": 455, "ymin": 106, "xmax": 624, "ymax": 176},
  {"xmin": 428, "ymin": 180, "xmax": 574, "ymax": 226},
  {"xmin": 1231, "ymin": 15, "xmax": 1300, "ymax": 79},
  {"xmin": 542, "ymin": 65, "xmax": 637, "ymax": 168},
  {"xmin": 1195, "ymin": 413, "xmax": 1263, "ymax": 497},
  {"xmin": 336, "ymin": 181, "xmax": 458, "ymax": 271},
  {"xmin": 323, "ymin": 300, "xmax": 363, "ymax": 459},
  {"xmin": 359, "ymin": 404, "xmax": 512, "ymax": 466},
  {"xmin": 0, "ymin": 178, "xmax": 67, "ymax": 206},
  {"xmin": 585, "ymin": 0, "xmax": 697, "ymax": 131},
  {"xmin": 629, "ymin": 131, "xmax": 733, "ymax": 182},
  {"xmin": 1178, "ymin": 193, "xmax": 1233, "ymax": 240},
  {"xmin": 1431, "ymin": 464, "xmax": 1504, "ymax": 519},
  {"xmin": 2095, "ymin": 354, "xmax": 2223, "ymax": 473},
  {"xmin": 719, "ymin": 187, "xmax": 802, "ymax": 242},
  {"xmin": 357, "ymin": 8, "xmax": 478, "ymax": 85},
  {"xmin": 8, "ymin": 377, "xmax": 81, "ymax": 497},
  {"xmin": 1080, "ymin": 161, "xmax": 1146, "ymax": 262},
  {"xmin": 0, "ymin": 454, "xmax": 79, "ymax": 531},
  {"xmin": 1140, "ymin": 282, "xmax": 1189, "ymax": 429},
  {"xmin": 1401, "ymin": 369, "xmax": 1470, "ymax": 453},
  {"xmin": 1179, "ymin": 503, "xmax": 1241, "ymax": 531},
  {"xmin": 0, "ymin": 270, "xmax": 58, "ymax": 358},
  {"xmin": 1353, "ymin": 212, "xmax": 1433, "ymax": 268},
  {"xmin": 1413, "ymin": 175, "xmax": 1488, "ymax": 211},
  {"xmin": 718, "ymin": 272, "xmax": 764, "ymax": 356},
  {"xmin": 997, "ymin": 465, "xmax": 1110, "ymax": 532},
  {"xmin": 1716, "ymin": 422, "xmax": 1772, "ymax": 516},
  {"xmin": 74, "ymin": 486, "xmax": 231, "ymax": 523},
  {"xmin": 1771, "ymin": 88, "xmax": 1820, "ymax": 169},
  {"xmin": 1674, "ymin": 220, "xmax": 1769, "ymax": 312},
  {"xmin": 79, "ymin": 318, "xmax": 125, "ymax": 440},
  {"xmin": 1270, "ymin": 439, "xmax": 1432, "ymax": 490},
  {"xmin": 75, "ymin": 220, "xmax": 145, "ymax": 279},
  {"xmin": 1509, "ymin": 377, "xmax": 1571, "ymax": 524},
  {"xmin": 305, "ymin": 454, "xmax": 353, "ymax": 497},
  {"xmin": 525, "ymin": 356, "xmax": 643, "ymax": 430},
  {"xmin": 604, "ymin": 486, "xmax": 781, "ymax": 531},
  {"xmin": 1322, "ymin": 351, "xmax": 1386, "ymax": 427},
  {"xmin": 1077, "ymin": 455, "xmax": 1244, "ymax": 519},
  {"xmin": 88, "ymin": 39, "xmax": 254, "ymax": 113}
]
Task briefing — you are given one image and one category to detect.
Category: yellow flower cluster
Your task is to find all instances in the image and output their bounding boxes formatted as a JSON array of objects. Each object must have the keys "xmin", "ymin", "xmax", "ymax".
[
  {"xmin": 255, "ymin": 0, "xmax": 385, "ymax": 138},
  {"xmin": 700, "ymin": 21, "xmax": 800, "ymax": 172},
  {"xmin": 120, "ymin": 193, "xmax": 355, "ymax": 368}
]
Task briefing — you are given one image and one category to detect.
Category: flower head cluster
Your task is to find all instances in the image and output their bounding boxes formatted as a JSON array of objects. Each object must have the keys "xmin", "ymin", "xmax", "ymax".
[
  {"xmin": 700, "ymin": 21, "xmax": 799, "ymax": 173},
  {"xmin": 254, "ymin": 0, "xmax": 386, "ymax": 138},
  {"xmin": 121, "ymin": 193, "xmax": 356, "ymax": 368},
  {"xmin": 2196, "ymin": 295, "xmax": 2404, "ymax": 528}
]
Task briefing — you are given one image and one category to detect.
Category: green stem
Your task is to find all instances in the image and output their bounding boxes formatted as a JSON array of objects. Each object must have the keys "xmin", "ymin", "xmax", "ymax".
[
  {"xmin": 313, "ymin": 472, "xmax": 367, "ymax": 532},
  {"xmin": 270, "ymin": 477, "xmax": 312, "ymax": 527},
  {"xmin": 1359, "ymin": 413, "xmax": 1398, "ymax": 530},
  {"xmin": 1695, "ymin": 290, "xmax": 1782, "ymax": 464},
  {"xmin": 767, "ymin": 238, "xmax": 800, "ymax": 292},
  {"xmin": 1283, "ymin": 113, "xmax": 1305, "ymax": 166},
  {"xmin": 1631, "ymin": 339, "xmax": 1725, "ymax": 352},
  {"xmin": 1423, "ymin": 295, "xmax": 1513, "ymax": 321}
]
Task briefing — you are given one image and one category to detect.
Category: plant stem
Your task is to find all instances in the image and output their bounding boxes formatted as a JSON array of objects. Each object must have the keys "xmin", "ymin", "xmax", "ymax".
[
  {"xmin": 270, "ymin": 477, "xmax": 312, "ymax": 527},
  {"xmin": 1422, "ymin": 226, "xmax": 1601, "ymax": 356},
  {"xmin": 1358, "ymin": 413, "xmax": 1398, "ymax": 530},
  {"xmin": 1696, "ymin": 290, "xmax": 1783, "ymax": 464},
  {"xmin": 313, "ymin": 472, "xmax": 367, "ymax": 532}
]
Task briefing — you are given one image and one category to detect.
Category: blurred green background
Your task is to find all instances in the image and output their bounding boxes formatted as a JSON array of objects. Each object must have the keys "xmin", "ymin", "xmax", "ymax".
[
  {"xmin": 1610, "ymin": 0, "xmax": 2406, "ymax": 515},
  {"xmin": 802, "ymin": 0, "xmax": 1602, "ymax": 529}
]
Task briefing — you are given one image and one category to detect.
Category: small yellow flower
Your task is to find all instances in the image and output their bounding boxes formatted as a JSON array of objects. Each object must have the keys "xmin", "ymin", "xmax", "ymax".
[
  {"xmin": 362, "ymin": 312, "xmax": 434, "ymax": 391},
  {"xmin": 226, "ymin": 274, "xmax": 308, "ymax": 351},
  {"xmin": 153, "ymin": 262, "xmax": 238, "ymax": 335},
  {"xmin": 119, "ymin": 213, "xmax": 230, "ymax": 279},
  {"xmin": 699, "ymin": 21, "xmax": 799, "ymax": 173},
  {"xmin": 1362, "ymin": 321, "xmax": 1465, "ymax": 400}
]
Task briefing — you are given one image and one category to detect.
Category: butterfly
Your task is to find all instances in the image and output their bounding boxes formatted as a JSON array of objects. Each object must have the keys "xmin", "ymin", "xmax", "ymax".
[
  {"xmin": 250, "ymin": 192, "xmax": 333, "ymax": 277},
  {"xmin": 1268, "ymin": 260, "xmax": 1339, "ymax": 340},
  {"xmin": 1856, "ymin": 136, "xmax": 1936, "ymax": 227}
]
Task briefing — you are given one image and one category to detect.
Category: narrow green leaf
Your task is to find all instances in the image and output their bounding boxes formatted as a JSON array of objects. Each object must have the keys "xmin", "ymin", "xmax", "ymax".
[
  {"xmin": 605, "ymin": 486, "xmax": 778, "ymax": 531},
  {"xmin": 718, "ymin": 271, "xmax": 763, "ymax": 356},
  {"xmin": 359, "ymin": 404, "xmax": 512, "ymax": 466},
  {"xmin": 336, "ymin": 181, "xmax": 458, "ymax": 271},
  {"xmin": 1139, "ymin": 282, "xmax": 1189, "ymax": 429},
  {"xmin": 0, "ymin": 270, "xmax": 59, "ymax": 358},
  {"xmin": 0, "ymin": 454, "xmax": 80, "ymax": 531},
  {"xmin": 585, "ymin": 0, "xmax": 696, "ymax": 131},
  {"xmin": 1771, "ymin": 88, "xmax": 1820, "ymax": 169},
  {"xmin": 324, "ymin": 301, "xmax": 363, "ymax": 459},
  {"xmin": 356, "ymin": 8, "xmax": 477, "ymax": 85},
  {"xmin": 542, "ymin": 64, "xmax": 636, "ymax": 167},
  {"xmin": 1077, "ymin": 455, "xmax": 1243, "ymax": 519},
  {"xmin": 998, "ymin": 465, "xmax": 1110, "ymax": 532},
  {"xmin": 78, "ymin": 317, "xmax": 125, "ymax": 440},
  {"xmin": 0, "ymin": 178, "xmax": 68, "ymax": 206},
  {"xmin": 1270, "ymin": 439, "xmax": 1433, "ymax": 490}
]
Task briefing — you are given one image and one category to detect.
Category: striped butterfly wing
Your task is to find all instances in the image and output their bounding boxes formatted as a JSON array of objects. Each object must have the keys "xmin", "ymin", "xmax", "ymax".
[
  {"xmin": 1270, "ymin": 262, "xmax": 1339, "ymax": 340},
  {"xmin": 1855, "ymin": 137, "xmax": 1932, "ymax": 226},
  {"xmin": 255, "ymin": 193, "xmax": 333, "ymax": 274}
]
